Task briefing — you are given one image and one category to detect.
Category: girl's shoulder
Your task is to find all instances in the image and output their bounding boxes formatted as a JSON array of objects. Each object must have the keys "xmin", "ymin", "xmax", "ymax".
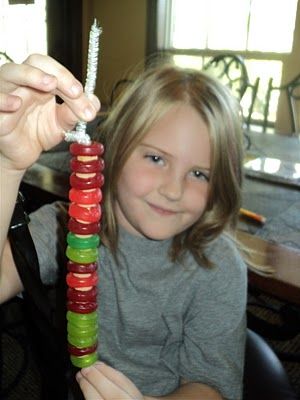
[
  {"xmin": 197, "ymin": 232, "xmax": 248, "ymax": 284},
  {"xmin": 206, "ymin": 232, "xmax": 244, "ymax": 265}
]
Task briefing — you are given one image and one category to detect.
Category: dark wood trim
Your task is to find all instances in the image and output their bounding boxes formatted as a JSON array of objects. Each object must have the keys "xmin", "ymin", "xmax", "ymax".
[
  {"xmin": 46, "ymin": 0, "xmax": 83, "ymax": 81},
  {"xmin": 146, "ymin": 0, "xmax": 158, "ymax": 64}
]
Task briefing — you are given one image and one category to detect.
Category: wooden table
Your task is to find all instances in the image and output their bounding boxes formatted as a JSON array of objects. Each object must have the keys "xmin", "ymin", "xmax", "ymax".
[
  {"xmin": 237, "ymin": 231, "xmax": 300, "ymax": 305},
  {"xmin": 239, "ymin": 131, "xmax": 300, "ymax": 304}
]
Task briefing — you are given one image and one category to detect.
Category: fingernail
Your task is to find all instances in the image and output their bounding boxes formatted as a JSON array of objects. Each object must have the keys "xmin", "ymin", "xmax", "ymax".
[
  {"xmin": 84, "ymin": 107, "xmax": 94, "ymax": 119},
  {"xmin": 90, "ymin": 94, "xmax": 100, "ymax": 110},
  {"xmin": 81, "ymin": 366, "xmax": 92, "ymax": 375},
  {"xmin": 76, "ymin": 371, "xmax": 83, "ymax": 382},
  {"xmin": 94, "ymin": 361, "xmax": 104, "ymax": 367},
  {"xmin": 70, "ymin": 83, "xmax": 81, "ymax": 96}
]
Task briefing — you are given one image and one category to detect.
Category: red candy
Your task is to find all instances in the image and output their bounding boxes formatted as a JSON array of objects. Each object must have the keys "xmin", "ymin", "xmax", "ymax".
[
  {"xmin": 70, "ymin": 158, "xmax": 105, "ymax": 174},
  {"xmin": 67, "ymin": 300, "xmax": 97, "ymax": 314},
  {"xmin": 67, "ymin": 261, "xmax": 98, "ymax": 274},
  {"xmin": 70, "ymin": 172, "xmax": 104, "ymax": 190},
  {"xmin": 69, "ymin": 203, "xmax": 101, "ymax": 223},
  {"xmin": 70, "ymin": 142, "xmax": 104, "ymax": 156},
  {"xmin": 68, "ymin": 343, "xmax": 97, "ymax": 356},
  {"xmin": 68, "ymin": 218, "xmax": 100, "ymax": 235},
  {"xmin": 69, "ymin": 188, "xmax": 102, "ymax": 204},
  {"xmin": 67, "ymin": 286, "xmax": 97, "ymax": 302},
  {"xmin": 66, "ymin": 271, "xmax": 98, "ymax": 288}
]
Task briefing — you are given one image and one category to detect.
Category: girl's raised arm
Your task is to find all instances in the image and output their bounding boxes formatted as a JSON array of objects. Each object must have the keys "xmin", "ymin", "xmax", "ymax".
[{"xmin": 0, "ymin": 54, "xmax": 100, "ymax": 303}]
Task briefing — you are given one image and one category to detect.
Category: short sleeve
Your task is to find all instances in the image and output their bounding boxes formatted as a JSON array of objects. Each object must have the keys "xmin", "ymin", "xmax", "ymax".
[
  {"xmin": 179, "ymin": 235, "xmax": 247, "ymax": 400},
  {"xmin": 28, "ymin": 201, "xmax": 68, "ymax": 285}
]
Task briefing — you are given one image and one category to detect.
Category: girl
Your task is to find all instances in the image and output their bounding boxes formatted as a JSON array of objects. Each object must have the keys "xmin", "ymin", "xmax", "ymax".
[{"xmin": 0, "ymin": 55, "xmax": 247, "ymax": 400}]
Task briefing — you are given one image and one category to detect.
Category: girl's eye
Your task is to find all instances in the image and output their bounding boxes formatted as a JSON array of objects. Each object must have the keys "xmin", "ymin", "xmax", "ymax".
[
  {"xmin": 145, "ymin": 155, "xmax": 164, "ymax": 165},
  {"xmin": 192, "ymin": 170, "xmax": 210, "ymax": 182}
]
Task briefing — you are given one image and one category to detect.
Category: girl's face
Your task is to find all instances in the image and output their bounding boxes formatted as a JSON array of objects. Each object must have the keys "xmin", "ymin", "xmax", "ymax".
[{"xmin": 115, "ymin": 103, "xmax": 211, "ymax": 240}]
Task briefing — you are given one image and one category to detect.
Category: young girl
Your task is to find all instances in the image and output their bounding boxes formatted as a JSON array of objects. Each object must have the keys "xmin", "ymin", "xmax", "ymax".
[{"xmin": 0, "ymin": 55, "xmax": 247, "ymax": 400}]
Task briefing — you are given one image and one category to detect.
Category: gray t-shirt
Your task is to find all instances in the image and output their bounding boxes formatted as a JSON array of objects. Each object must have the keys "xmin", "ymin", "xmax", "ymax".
[{"xmin": 29, "ymin": 201, "xmax": 247, "ymax": 400}]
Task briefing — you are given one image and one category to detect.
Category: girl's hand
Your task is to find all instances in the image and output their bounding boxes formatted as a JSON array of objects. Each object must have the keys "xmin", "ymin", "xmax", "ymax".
[
  {"xmin": 0, "ymin": 54, "xmax": 100, "ymax": 171},
  {"xmin": 76, "ymin": 362, "xmax": 144, "ymax": 400}
]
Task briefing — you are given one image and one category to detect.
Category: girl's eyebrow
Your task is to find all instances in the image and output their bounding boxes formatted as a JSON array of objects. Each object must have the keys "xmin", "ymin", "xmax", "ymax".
[
  {"xmin": 139, "ymin": 142, "xmax": 211, "ymax": 172},
  {"xmin": 139, "ymin": 142, "xmax": 172, "ymax": 157}
]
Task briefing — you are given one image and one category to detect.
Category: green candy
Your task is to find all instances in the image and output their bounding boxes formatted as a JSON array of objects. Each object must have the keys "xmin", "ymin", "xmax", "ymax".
[
  {"xmin": 66, "ymin": 246, "xmax": 98, "ymax": 263},
  {"xmin": 67, "ymin": 232, "xmax": 100, "ymax": 249},
  {"xmin": 67, "ymin": 311, "xmax": 98, "ymax": 328},
  {"xmin": 68, "ymin": 333, "xmax": 98, "ymax": 348},
  {"xmin": 70, "ymin": 352, "xmax": 98, "ymax": 368},
  {"xmin": 67, "ymin": 322, "xmax": 98, "ymax": 337}
]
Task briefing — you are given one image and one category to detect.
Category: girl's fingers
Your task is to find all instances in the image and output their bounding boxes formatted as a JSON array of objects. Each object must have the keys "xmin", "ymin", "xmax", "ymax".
[
  {"xmin": 0, "ymin": 93, "xmax": 22, "ymax": 112},
  {"xmin": 76, "ymin": 372, "xmax": 104, "ymax": 400},
  {"xmin": 0, "ymin": 62, "xmax": 58, "ymax": 94},
  {"xmin": 23, "ymin": 54, "xmax": 83, "ymax": 98},
  {"xmin": 94, "ymin": 362, "xmax": 135, "ymax": 390},
  {"xmin": 0, "ymin": 54, "xmax": 83, "ymax": 99},
  {"xmin": 56, "ymin": 90, "xmax": 100, "ymax": 121},
  {"xmin": 56, "ymin": 94, "xmax": 100, "ymax": 132},
  {"xmin": 79, "ymin": 362, "xmax": 142, "ymax": 400}
]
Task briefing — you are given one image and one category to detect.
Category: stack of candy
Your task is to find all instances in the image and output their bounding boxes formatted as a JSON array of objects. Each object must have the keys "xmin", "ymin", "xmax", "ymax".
[{"xmin": 65, "ymin": 141, "xmax": 104, "ymax": 368}]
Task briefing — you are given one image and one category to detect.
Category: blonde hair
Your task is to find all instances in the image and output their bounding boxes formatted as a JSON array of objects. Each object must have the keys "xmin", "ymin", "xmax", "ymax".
[{"xmin": 97, "ymin": 64, "xmax": 243, "ymax": 267}]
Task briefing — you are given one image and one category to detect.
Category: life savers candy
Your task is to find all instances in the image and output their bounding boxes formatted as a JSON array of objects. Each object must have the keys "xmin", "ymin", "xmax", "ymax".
[
  {"xmin": 67, "ymin": 310, "xmax": 97, "ymax": 327},
  {"xmin": 68, "ymin": 203, "xmax": 101, "ymax": 223},
  {"xmin": 70, "ymin": 172, "xmax": 104, "ymax": 190},
  {"xmin": 68, "ymin": 322, "xmax": 98, "ymax": 338},
  {"xmin": 69, "ymin": 188, "xmax": 102, "ymax": 204},
  {"xmin": 67, "ymin": 262, "xmax": 98, "ymax": 274},
  {"xmin": 67, "ymin": 300, "xmax": 97, "ymax": 313},
  {"xmin": 67, "ymin": 232, "xmax": 100, "ymax": 249},
  {"xmin": 68, "ymin": 343, "xmax": 97, "ymax": 357},
  {"xmin": 67, "ymin": 286, "xmax": 97, "ymax": 302},
  {"xmin": 68, "ymin": 332, "xmax": 98, "ymax": 348},
  {"xmin": 66, "ymin": 247, "xmax": 98, "ymax": 264},
  {"xmin": 70, "ymin": 158, "xmax": 104, "ymax": 173},
  {"xmin": 66, "ymin": 246, "xmax": 98, "ymax": 264},
  {"xmin": 66, "ymin": 271, "xmax": 98, "ymax": 288},
  {"xmin": 68, "ymin": 218, "xmax": 100, "ymax": 235},
  {"xmin": 70, "ymin": 352, "xmax": 98, "ymax": 368},
  {"xmin": 70, "ymin": 142, "xmax": 104, "ymax": 156}
]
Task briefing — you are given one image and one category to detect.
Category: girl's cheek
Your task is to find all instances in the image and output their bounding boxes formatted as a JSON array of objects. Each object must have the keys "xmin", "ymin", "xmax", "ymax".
[
  {"xmin": 185, "ymin": 183, "xmax": 209, "ymax": 210},
  {"xmin": 134, "ymin": 169, "xmax": 158, "ymax": 194}
]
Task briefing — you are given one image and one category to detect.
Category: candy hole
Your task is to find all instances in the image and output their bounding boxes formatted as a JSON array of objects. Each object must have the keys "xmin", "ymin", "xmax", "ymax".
[
  {"xmin": 75, "ymin": 234, "xmax": 93, "ymax": 238},
  {"xmin": 77, "ymin": 155, "xmax": 98, "ymax": 162},
  {"xmin": 76, "ymin": 173, "xmax": 96, "ymax": 179},
  {"xmin": 78, "ymin": 204, "xmax": 95, "ymax": 209}
]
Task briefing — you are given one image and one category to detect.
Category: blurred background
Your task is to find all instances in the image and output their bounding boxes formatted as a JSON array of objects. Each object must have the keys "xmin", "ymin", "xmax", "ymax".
[{"xmin": 1, "ymin": 0, "xmax": 299, "ymax": 134}]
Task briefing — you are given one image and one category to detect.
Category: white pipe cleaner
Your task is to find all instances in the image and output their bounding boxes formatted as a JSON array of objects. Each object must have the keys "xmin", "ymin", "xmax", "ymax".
[{"xmin": 65, "ymin": 19, "xmax": 102, "ymax": 144}]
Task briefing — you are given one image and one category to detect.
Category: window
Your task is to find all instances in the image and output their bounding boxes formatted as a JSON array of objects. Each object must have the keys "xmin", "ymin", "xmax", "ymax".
[
  {"xmin": 0, "ymin": 0, "xmax": 83, "ymax": 81},
  {"xmin": 156, "ymin": 0, "xmax": 299, "ymax": 131},
  {"xmin": 159, "ymin": 0, "xmax": 297, "ymax": 53},
  {"xmin": 0, "ymin": 0, "xmax": 47, "ymax": 64}
]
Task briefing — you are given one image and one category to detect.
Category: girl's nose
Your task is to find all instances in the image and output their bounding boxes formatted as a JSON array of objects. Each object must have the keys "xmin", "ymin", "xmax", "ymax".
[{"xmin": 158, "ymin": 173, "xmax": 184, "ymax": 201}]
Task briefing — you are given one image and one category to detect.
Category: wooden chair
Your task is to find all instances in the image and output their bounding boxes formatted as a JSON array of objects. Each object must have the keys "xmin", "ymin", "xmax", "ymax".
[
  {"xmin": 203, "ymin": 53, "xmax": 260, "ymax": 130},
  {"xmin": 262, "ymin": 74, "xmax": 300, "ymax": 134}
]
